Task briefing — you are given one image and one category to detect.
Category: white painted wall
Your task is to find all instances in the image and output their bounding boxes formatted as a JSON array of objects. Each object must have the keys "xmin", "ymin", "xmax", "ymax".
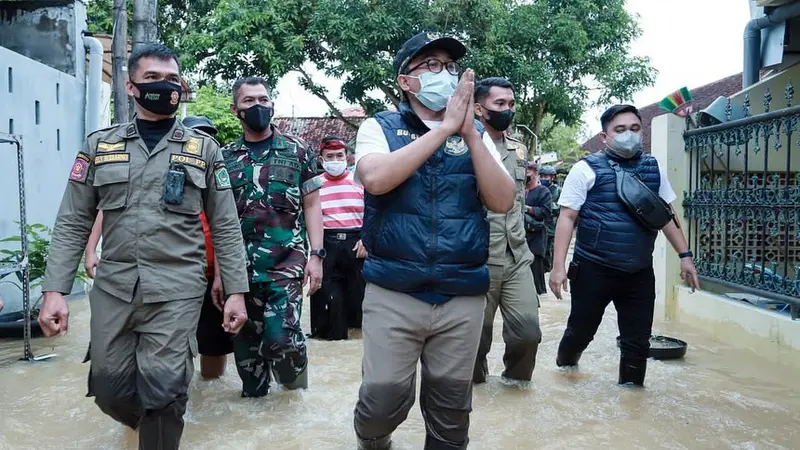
[{"xmin": 0, "ymin": 46, "xmax": 87, "ymax": 312}]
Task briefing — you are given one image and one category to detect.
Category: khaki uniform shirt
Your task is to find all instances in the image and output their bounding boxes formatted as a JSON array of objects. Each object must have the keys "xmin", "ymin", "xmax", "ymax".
[
  {"xmin": 487, "ymin": 136, "xmax": 533, "ymax": 266},
  {"xmin": 41, "ymin": 120, "xmax": 250, "ymax": 303}
]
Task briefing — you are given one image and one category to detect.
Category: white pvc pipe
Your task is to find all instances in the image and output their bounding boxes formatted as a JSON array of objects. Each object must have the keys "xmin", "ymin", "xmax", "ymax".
[{"xmin": 83, "ymin": 35, "xmax": 104, "ymax": 135}]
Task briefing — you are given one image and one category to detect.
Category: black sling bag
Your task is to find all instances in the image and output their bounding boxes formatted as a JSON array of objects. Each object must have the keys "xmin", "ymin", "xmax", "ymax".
[{"xmin": 608, "ymin": 159, "xmax": 674, "ymax": 231}]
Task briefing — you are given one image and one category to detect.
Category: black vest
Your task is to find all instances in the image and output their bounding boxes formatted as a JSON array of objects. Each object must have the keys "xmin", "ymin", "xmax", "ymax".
[
  {"xmin": 361, "ymin": 102, "xmax": 490, "ymax": 302},
  {"xmin": 574, "ymin": 151, "xmax": 661, "ymax": 273}
]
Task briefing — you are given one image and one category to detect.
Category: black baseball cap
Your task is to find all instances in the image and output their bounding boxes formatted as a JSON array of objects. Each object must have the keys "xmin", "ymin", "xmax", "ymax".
[
  {"xmin": 393, "ymin": 31, "xmax": 467, "ymax": 75},
  {"xmin": 600, "ymin": 104, "xmax": 642, "ymax": 131},
  {"xmin": 182, "ymin": 115, "xmax": 218, "ymax": 137}
]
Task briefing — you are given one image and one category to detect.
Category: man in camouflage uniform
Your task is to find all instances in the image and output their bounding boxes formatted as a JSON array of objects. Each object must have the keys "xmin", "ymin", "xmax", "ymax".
[
  {"xmin": 540, "ymin": 165, "xmax": 561, "ymax": 273},
  {"xmin": 222, "ymin": 76, "xmax": 324, "ymax": 397},
  {"xmin": 472, "ymin": 77, "xmax": 541, "ymax": 385}
]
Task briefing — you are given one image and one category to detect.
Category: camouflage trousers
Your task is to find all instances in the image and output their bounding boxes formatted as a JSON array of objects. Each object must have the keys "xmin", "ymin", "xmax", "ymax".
[{"xmin": 233, "ymin": 278, "xmax": 308, "ymax": 397}]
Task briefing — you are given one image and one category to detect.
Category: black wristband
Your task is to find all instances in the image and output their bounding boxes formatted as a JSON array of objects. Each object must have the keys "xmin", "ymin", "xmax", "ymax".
[{"xmin": 678, "ymin": 251, "xmax": 693, "ymax": 259}]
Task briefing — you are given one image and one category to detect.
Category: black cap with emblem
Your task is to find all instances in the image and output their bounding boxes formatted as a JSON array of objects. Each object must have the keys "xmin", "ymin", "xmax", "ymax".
[
  {"xmin": 394, "ymin": 31, "xmax": 467, "ymax": 75},
  {"xmin": 182, "ymin": 115, "xmax": 218, "ymax": 137}
]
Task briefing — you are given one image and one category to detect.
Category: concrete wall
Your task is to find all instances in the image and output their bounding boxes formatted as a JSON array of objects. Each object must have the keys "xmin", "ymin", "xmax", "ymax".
[
  {"xmin": 0, "ymin": 0, "xmax": 87, "ymax": 78},
  {"xmin": 0, "ymin": 46, "xmax": 85, "ymax": 240},
  {"xmin": 674, "ymin": 285, "xmax": 800, "ymax": 370},
  {"xmin": 651, "ymin": 113, "xmax": 800, "ymax": 368},
  {"xmin": 0, "ymin": 1, "xmax": 89, "ymax": 312}
]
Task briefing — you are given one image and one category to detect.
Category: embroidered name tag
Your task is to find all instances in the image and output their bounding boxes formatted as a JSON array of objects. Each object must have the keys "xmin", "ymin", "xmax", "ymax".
[
  {"xmin": 271, "ymin": 156, "xmax": 301, "ymax": 171},
  {"xmin": 94, "ymin": 153, "xmax": 130, "ymax": 165},
  {"xmin": 170, "ymin": 153, "xmax": 207, "ymax": 170}
]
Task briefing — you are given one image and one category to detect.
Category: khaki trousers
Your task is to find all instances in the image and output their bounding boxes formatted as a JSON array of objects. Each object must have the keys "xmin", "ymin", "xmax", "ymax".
[
  {"xmin": 473, "ymin": 249, "xmax": 542, "ymax": 383},
  {"xmin": 88, "ymin": 283, "xmax": 201, "ymax": 450},
  {"xmin": 354, "ymin": 283, "xmax": 486, "ymax": 448}
]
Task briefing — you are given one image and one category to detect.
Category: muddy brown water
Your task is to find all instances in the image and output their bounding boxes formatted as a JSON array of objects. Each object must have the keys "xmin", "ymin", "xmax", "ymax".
[{"xmin": 1, "ymin": 287, "xmax": 799, "ymax": 450}]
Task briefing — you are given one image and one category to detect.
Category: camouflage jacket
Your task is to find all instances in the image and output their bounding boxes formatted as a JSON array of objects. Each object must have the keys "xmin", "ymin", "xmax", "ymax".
[{"xmin": 222, "ymin": 127, "xmax": 321, "ymax": 282}]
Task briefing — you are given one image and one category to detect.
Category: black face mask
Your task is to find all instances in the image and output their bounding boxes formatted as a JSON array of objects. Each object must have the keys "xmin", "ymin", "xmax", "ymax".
[
  {"xmin": 482, "ymin": 107, "xmax": 515, "ymax": 132},
  {"xmin": 238, "ymin": 104, "xmax": 274, "ymax": 132},
  {"xmin": 133, "ymin": 81, "xmax": 182, "ymax": 115}
]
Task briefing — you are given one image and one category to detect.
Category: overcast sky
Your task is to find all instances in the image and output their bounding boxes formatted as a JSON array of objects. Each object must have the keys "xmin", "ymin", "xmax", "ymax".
[{"xmin": 272, "ymin": 0, "xmax": 752, "ymax": 139}]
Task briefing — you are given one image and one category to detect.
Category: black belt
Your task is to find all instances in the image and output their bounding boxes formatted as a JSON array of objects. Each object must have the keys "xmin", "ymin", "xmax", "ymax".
[{"xmin": 324, "ymin": 229, "xmax": 361, "ymax": 241}]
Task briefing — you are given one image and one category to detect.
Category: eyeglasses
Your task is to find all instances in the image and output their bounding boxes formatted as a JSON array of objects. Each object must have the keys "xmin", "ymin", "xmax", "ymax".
[{"xmin": 405, "ymin": 59, "xmax": 460, "ymax": 76}]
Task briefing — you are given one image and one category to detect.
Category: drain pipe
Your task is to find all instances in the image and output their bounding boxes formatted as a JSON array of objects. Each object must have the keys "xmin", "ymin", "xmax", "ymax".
[
  {"xmin": 744, "ymin": 2, "xmax": 800, "ymax": 88},
  {"xmin": 83, "ymin": 33, "xmax": 104, "ymax": 135}
]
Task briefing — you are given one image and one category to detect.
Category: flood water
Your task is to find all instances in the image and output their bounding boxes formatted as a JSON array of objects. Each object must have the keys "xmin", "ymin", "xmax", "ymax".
[{"xmin": 1, "ymin": 283, "xmax": 799, "ymax": 450}]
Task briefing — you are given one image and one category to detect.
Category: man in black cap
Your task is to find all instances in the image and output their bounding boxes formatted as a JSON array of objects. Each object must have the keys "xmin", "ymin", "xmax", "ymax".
[
  {"xmin": 352, "ymin": 32, "xmax": 515, "ymax": 449},
  {"xmin": 549, "ymin": 104, "xmax": 699, "ymax": 387},
  {"xmin": 182, "ymin": 115, "xmax": 219, "ymax": 143}
]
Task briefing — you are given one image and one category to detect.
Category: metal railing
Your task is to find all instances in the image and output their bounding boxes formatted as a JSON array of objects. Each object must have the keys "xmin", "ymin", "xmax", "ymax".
[
  {"xmin": 0, "ymin": 132, "xmax": 36, "ymax": 359},
  {"xmin": 683, "ymin": 83, "xmax": 800, "ymax": 319}
]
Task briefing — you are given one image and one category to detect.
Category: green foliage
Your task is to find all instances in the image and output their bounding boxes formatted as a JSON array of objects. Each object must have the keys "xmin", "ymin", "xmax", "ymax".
[
  {"xmin": 0, "ymin": 223, "xmax": 90, "ymax": 289},
  {"xmin": 468, "ymin": 0, "xmax": 656, "ymax": 135},
  {"xmin": 87, "ymin": 0, "xmax": 655, "ymax": 133},
  {"xmin": 538, "ymin": 115, "xmax": 585, "ymax": 162},
  {"xmin": 186, "ymin": 85, "xmax": 242, "ymax": 145},
  {"xmin": 85, "ymin": 0, "xmax": 121, "ymax": 34}
]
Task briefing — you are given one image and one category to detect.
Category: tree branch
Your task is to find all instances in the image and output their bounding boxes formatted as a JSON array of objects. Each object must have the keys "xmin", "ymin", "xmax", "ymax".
[
  {"xmin": 542, "ymin": 117, "xmax": 559, "ymax": 140},
  {"xmin": 378, "ymin": 83, "xmax": 401, "ymax": 108},
  {"xmin": 295, "ymin": 66, "xmax": 358, "ymax": 130}
]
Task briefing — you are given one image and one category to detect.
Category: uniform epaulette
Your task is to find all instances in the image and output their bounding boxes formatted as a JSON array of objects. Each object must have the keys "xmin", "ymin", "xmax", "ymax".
[
  {"xmin": 282, "ymin": 132, "xmax": 308, "ymax": 149},
  {"xmin": 86, "ymin": 123, "xmax": 123, "ymax": 138},
  {"xmin": 187, "ymin": 127, "xmax": 220, "ymax": 146},
  {"xmin": 506, "ymin": 134, "xmax": 524, "ymax": 144},
  {"xmin": 187, "ymin": 127, "xmax": 214, "ymax": 140}
]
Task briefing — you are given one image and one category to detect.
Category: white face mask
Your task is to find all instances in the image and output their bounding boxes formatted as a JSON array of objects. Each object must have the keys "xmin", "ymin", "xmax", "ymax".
[
  {"xmin": 323, "ymin": 160, "xmax": 347, "ymax": 177},
  {"xmin": 409, "ymin": 71, "xmax": 458, "ymax": 112},
  {"xmin": 605, "ymin": 130, "xmax": 643, "ymax": 159}
]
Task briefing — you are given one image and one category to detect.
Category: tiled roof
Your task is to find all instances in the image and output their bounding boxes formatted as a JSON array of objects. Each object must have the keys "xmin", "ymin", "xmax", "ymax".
[
  {"xmin": 581, "ymin": 73, "xmax": 743, "ymax": 154},
  {"xmin": 273, "ymin": 116, "xmax": 366, "ymax": 151}
]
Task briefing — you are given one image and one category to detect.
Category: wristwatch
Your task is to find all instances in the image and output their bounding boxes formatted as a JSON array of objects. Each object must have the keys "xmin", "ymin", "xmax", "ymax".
[
  {"xmin": 678, "ymin": 250, "xmax": 693, "ymax": 259},
  {"xmin": 310, "ymin": 249, "xmax": 327, "ymax": 259}
]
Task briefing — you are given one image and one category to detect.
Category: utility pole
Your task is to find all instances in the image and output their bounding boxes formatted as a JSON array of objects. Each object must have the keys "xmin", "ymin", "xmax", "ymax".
[
  {"xmin": 132, "ymin": 0, "xmax": 159, "ymax": 51},
  {"xmin": 130, "ymin": 0, "xmax": 159, "ymax": 119},
  {"xmin": 111, "ymin": 0, "xmax": 128, "ymax": 124}
]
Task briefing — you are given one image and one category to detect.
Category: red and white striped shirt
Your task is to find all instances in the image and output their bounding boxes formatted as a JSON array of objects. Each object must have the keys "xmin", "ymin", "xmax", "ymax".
[{"xmin": 318, "ymin": 172, "xmax": 365, "ymax": 230}]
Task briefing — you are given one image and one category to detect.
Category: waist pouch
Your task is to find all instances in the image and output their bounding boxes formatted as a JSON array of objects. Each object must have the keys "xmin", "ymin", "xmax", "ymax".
[{"xmin": 609, "ymin": 159, "xmax": 673, "ymax": 231}]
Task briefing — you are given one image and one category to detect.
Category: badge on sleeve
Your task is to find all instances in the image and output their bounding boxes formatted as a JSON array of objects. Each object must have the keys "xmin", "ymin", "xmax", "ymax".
[
  {"xmin": 214, "ymin": 164, "xmax": 231, "ymax": 190},
  {"xmin": 69, "ymin": 152, "xmax": 91, "ymax": 184},
  {"xmin": 515, "ymin": 147, "xmax": 526, "ymax": 161}
]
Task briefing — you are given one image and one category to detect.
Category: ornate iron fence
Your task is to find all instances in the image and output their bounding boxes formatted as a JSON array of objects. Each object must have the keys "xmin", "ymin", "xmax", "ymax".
[{"xmin": 683, "ymin": 83, "xmax": 800, "ymax": 319}]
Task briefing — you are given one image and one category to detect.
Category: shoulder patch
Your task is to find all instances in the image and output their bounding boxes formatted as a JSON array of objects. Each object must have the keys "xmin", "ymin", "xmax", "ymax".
[
  {"xmin": 183, "ymin": 137, "xmax": 202, "ymax": 156},
  {"xmin": 214, "ymin": 165, "xmax": 231, "ymax": 190},
  {"xmin": 94, "ymin": 152, "xmax": 130, "ymax": 165},
  {"xmin": 170, "ymin": 154, "xmax": 207, "ymax": 170},
  {"xmin": 97, "ymin": 141, "xmax": 126, "ymax": 153},
  {"xmin": 69, "ymin": 152, "xmax": 91, "ymax": 183},
  {"xmin": 515, "ymin": 147, "xmax": 526, "ymax": 161}
]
